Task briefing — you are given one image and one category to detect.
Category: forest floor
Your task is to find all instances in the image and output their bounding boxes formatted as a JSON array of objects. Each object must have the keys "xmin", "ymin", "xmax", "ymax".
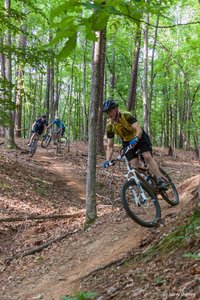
[{"xmin": 0, "ymin": 138, "xmax": 200, "ymax": 300}]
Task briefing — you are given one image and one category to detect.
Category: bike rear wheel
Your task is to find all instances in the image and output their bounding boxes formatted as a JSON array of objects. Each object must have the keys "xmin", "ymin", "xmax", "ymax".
[
  {"xmin": 120, "ymin": 179, "xmax": 161, "ymax": 227},
  {"xmin": 41, "ymin": 134, "xmax": 51, "ymax": 148},
  {"xmin": 29, "ymin": 139, "xmax": 37, "ymax": 157},
  {"xmin": 60, "ymin": 136, "xmax": 67, "ymax": 149},
  {"xmin": 159, "ymin": 168, "xmax": 179, "ymax": 206}
]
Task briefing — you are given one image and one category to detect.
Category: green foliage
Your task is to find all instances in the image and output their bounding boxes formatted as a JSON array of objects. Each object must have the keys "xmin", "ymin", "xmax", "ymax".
[
  {"xmin": 35, "ymin": 187, "xmax": 48, "ymax": 196},
  {"xmin": 0, "ymin": 78, "xmax": 16, "ymax": 126},
  {"xmin": 144, "ymin": 209, "xmax": 200, "ymax": 259},
  {"xmin": 183, "ymin": 253, "xmax": 200, "ymax": 261},
  {"xmin": 154, "ymin": 275, "xmax": 166, "ymax": 285},
  {"xmin": 60, "ymin": 291, "xmax": 96, "ymax": 300},
  {"xmin": 50, "ymin": 0, "xmax": 168, "ymax": 59},
  {"xmin": 0, "ymin": 0, "xmax": 199, "ymax": 145},
  {"xmin": 58, "ymin": 34, "xmax": 77, "ymax": 59}
]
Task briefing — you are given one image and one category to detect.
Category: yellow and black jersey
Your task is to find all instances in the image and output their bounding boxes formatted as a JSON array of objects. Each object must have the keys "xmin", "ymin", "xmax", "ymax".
[{"xmin": 106, "ymin": 112, "xmax": 137, "ymax": 142}]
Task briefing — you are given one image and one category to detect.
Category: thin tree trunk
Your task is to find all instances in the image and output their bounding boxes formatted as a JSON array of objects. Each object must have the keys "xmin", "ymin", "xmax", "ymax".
[
  {"xmin": 4, "ymin": 0, "xmax": 15, "ymax": 149},
  {"xmin": 54, "ymin": 54, "xmax": 60, "ymax": 114},
  {"xmin": 142, "ymin": 13, "xmax": 150, "ymax": 134},
  {"xmin": 67, "ymin": 52, "xmax": 76, "ymax": 152},
  {"xmin": 97, "ymin": 28, "xmax": 106, "ymax": 154},
  {"xmin": 127, "ymin": 25, "xmax": 141, "ymax": 112},
  {"xmin": 148, "ymin": 12, "xmax": 160, "ymax": 136},
  {"xmin": 81, "ymin": 40, "xmax": 88, "ymax": 140},
  {"xmin": 15, "ymin": 19, "xmax": 27, "ymax": 137},
  {"xmin": 50, "ymin": 55, "xmax": 55, "ymax": 123},
  {"xmin": 85, "ymin": 32, "xmax": 102, "ymax": 226},
  {"xmin": 0, "ymin": 36, "xmax": 6, "ymax": 137}
]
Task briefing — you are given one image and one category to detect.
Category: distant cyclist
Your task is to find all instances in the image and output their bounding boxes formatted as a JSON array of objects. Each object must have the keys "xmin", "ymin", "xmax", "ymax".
[
  {"xmin": 47, "ymin": 116, "xmax": 66, "ymax": 137},
  {"xmin": 28, "ymin": 115, "xmax": 48, "ymax": 147}
]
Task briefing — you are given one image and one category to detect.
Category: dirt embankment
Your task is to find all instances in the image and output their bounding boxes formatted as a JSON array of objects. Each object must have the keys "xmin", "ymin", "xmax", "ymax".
[{"xmin": 0, "ymin": 140, "xmax": 199, "ymax": 299}]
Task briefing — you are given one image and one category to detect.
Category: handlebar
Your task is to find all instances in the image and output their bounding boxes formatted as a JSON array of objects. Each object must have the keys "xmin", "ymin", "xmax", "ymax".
[{"xmin": 106, "ymin": 145, "xmax": 133, "ymax": 167}]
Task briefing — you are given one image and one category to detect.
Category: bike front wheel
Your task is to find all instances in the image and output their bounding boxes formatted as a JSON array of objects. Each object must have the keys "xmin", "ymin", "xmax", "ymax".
[
  {"xmin": 29, "ymin": 139, "xmax": 37, "ymax": 157},
  {"xmin": 120, "ymin": 179, "xmax": 161, "ymax": 227},
  {"xmin": 60, "ymin": 136, "xmax": 67, "ymax": 149},
  {"xmin": 41, "ymin": 134, "xmax": 51, "ymax": 148},
  {"xmin": 159, "ymin": 168, "xmax": 179, "ymax": 206}
]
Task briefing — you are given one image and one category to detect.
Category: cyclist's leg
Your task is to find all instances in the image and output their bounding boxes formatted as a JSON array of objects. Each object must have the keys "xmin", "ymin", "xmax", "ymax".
[
  {"xmin": 55, "ymin": 129, "xmax": 61, "ymax": 152},
  {"xmin": 139, "ymin": 139, "xmax": 167, "ymax": 189},
  {"xmin": 135, "ymin": 136, "xmax": 161, "ymax": 176},
  {"xmin": 142, "ymin": 151, "xmax": 162, "ymax": 178},
  {"xmin": 37, "ymin": 128, "xmax": 43, "ymax": 140},
  {"xmin": 28, "ymin": 131, "xmax": 37, "ymax": 146},
  {"xmin": 61, "ymin": 128, "xmax": 65, "ymax": 136}
]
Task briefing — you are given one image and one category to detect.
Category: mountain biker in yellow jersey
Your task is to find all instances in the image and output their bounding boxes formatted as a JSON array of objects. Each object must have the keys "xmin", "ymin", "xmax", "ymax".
[{"xmin": 102, "ymin": 100, "xmax": 167, "ymax": 190}]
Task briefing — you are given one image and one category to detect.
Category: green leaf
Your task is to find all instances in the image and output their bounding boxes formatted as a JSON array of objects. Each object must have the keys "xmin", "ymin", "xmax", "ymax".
[
  {"xmin": 58, "ymin": 34, "xmax": 77, "ymax": 60},
  {"xmin": 50, "ymin": 1, "xmax": 82, "ymax": 19},
  {"xmin": 183, "ymin": 253, "xmax": 200, "ymax": 261},
  {"xmin": 89, "ymin": 13, "xmax": 109, "ymax": 31}
]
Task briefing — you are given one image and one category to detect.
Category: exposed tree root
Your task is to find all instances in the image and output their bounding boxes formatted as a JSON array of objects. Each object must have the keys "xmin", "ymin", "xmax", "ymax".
[
  {"xmin": 4, "ymin": 228, "xmax": 81, "ymax": 265},
  {"xmin": 0, "ymin": 212, "xmax": 84, "ymax": 223}
]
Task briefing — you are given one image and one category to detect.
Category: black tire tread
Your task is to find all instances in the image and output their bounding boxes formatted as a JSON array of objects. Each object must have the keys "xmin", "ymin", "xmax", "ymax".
[
  {"xmin": 159, "ymin": 168, "xmax": 179, "ymax": 206},
  {"xmin": 120, "ymin": 179, "xmax": 161, "ymax": 227}
]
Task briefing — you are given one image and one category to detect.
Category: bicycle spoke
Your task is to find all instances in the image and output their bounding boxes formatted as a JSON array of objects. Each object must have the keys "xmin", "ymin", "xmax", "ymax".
[
  {"xmin": 160, "ymin": 182, "xmax": 179, "ymax": 205},
  {"xmin": 159, "ymin": 168, "xmax": 179, "ymax": 206},
  {"xmin": 121, "ymin": 180, "xmax": 161, "ymax": 227},
  {"xmin": 60, "ymin": 136, "xmax": 67, "ymax": 149}
]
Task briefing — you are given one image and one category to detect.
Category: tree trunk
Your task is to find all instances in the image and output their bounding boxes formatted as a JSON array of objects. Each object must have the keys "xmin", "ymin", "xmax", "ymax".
[
  {"xmin": 97, "ymin": 29, "xmax": 106, "ymax": 155},
  {"xmin": 85, "ymin": 32, "xmax": 102, "ymax": 226},
  {"xmin": 108, "ymin": 35, "xmax": 116, "ymax": 98},
  {"xmin": 81, "ymin": 39, "xmax": 88, "ymax": 140},
  {"xmin": 54, "ymin": 54, "xmax": 60, "ymax": 115},
  {"xmin": 49, "ymin": 55, "xmax": 55, "ymax": 123},
  {"xmin": 142, "ymin": 13, "xmax": 150, "ymax": 134},
  {"xmin": 148, "ymin": 12, "xmax": 160, "ymax": 136},
  {"xmin": 15, "ymin": 23, "xmax": 27, "ymax": 138},
  {"xmin": 4, "ymin": 0, "xmax": 15, "ymax": 149},
  {"xmin": 0, "ymin": 36, "xmax": 6, "ymax": 137},
  {"xmin": 127, "ymin": 25, "xmax": 141, "ymax": 112}
]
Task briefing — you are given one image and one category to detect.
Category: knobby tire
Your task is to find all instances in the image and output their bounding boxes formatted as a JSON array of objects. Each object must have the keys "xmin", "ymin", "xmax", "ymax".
[
  {"xmin": 29, "ymin": 140, "xmax": 37, "ymax": 157},
  {"xmin": 120, "ymin": 179, "xmax": 161, "ymax": 227},
  {"xmin": 41, "ymin": 135, "xmax": 51, "ymax": 148},
  {"xmin": 159, "ymin": 167, "xmax": 179, "ymax": 206},
  {"xmin": 60, "ymin": 136, "xmax": 67, "ymax": 149}
]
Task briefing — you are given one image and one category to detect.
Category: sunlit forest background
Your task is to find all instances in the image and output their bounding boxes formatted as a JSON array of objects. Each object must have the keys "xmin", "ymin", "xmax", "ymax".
[{"xmin": 0, "ymin": 0, "xmax": 199, "ymax": 153}]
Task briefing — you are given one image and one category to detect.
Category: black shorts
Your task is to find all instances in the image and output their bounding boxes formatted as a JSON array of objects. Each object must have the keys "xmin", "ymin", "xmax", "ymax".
[
  {"xmin": 123, "ymin": 131, "xmax": 152, "ymax": 161},
  {"xmin": 33, "ymin": 125, "xmax": 44, "ymax": 135}
]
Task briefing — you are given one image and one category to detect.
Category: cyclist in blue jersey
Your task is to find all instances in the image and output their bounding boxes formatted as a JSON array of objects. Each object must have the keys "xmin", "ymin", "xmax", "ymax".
[{"xmin": 47, "ymin": 116, "xmax": 66, "ymax": 137}]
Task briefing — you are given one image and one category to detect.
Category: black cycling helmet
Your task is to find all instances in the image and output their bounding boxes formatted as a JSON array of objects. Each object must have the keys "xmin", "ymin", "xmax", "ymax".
[
  {"xmin": 102, "ymin": 100, "xmax": 118, "ymax": 112},
  {"xmin": 41, "ymin": 114, "xmax": 47, "ymax": 118}
]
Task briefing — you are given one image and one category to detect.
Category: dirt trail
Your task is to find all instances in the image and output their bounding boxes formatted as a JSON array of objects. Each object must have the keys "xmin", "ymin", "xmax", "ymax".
[
  {"xmin": 1, "ymin": 144, "xmax": 199, "ymax": 300},
  {"xmin": 6, "ymin": 148, "xmax": 198, "ymax": 300},
  {"xmin": 38, "ymin": 151, "xmax": 86, "ymax": 201}
]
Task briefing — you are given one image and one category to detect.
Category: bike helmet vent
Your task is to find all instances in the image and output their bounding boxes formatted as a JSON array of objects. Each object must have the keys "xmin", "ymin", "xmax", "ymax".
[{"xmin": 102, "ymin": 100, "xmax": 118, "ymax": 112}]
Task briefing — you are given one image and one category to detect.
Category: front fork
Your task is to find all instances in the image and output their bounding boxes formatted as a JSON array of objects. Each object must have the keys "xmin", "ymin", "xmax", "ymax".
[{"xmin": 126, "ymin": 170, "xmax": 148, "ymax": 204}]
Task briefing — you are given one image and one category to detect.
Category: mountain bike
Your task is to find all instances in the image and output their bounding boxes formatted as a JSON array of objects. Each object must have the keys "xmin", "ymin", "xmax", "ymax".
[
  {"xmin": 41, "ymin": 130, "xmax": 67, "ymax": 150},
  {"xmin": 28, "ymin": 133, "xmax": 40, "ymax": 157},
  {"xmin": 132, "ymin": 148, "xmax": 179, "ymax": 207},
  {"xmin": 105, "ymin": 147, "xmax": 179, "ymax": 227}
]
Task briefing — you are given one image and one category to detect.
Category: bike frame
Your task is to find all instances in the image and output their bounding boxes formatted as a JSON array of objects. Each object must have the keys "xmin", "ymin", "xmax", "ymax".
[{"xmin": 110, "ymin": 148, "xmax": 159, "ymax": 200}]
